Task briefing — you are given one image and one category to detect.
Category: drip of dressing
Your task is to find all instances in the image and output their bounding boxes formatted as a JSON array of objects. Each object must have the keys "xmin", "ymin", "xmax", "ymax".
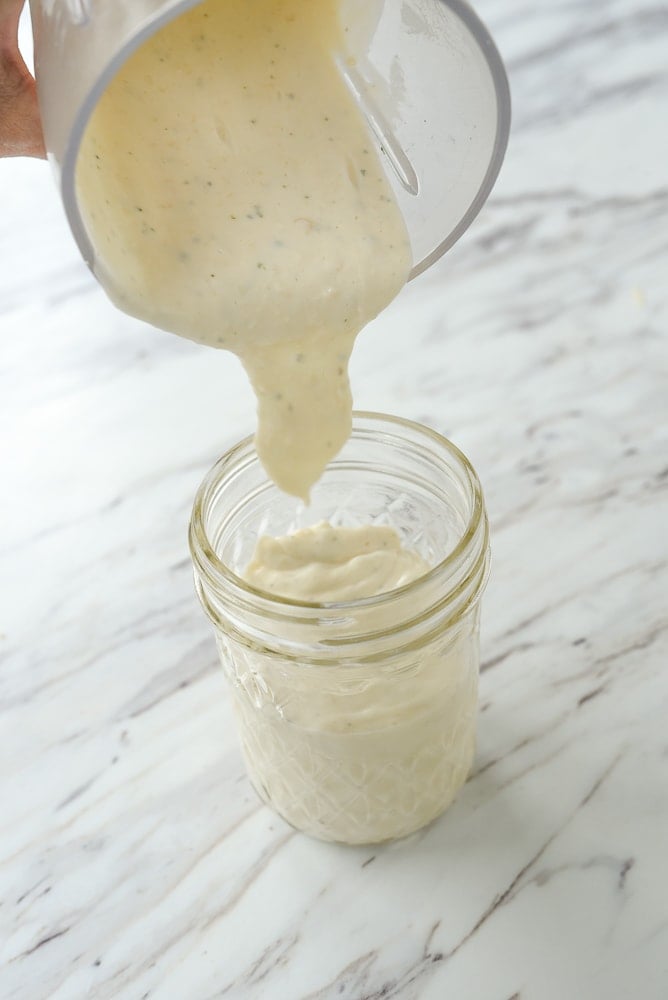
[{"xmin": 75, "ymin": 0, "xmax": 411, "ymax": 499}]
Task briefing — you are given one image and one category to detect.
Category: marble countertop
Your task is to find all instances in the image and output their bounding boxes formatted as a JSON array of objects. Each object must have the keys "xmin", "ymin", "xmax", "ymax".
[{"xmin": 1, "ymin": 1, "xmax": 667, "ymax": 997}]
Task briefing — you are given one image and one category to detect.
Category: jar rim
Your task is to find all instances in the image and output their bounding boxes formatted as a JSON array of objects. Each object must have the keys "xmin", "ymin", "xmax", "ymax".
[{"xmin": 189, "ymin": 411, "xmax": 487, "ymax": 615}]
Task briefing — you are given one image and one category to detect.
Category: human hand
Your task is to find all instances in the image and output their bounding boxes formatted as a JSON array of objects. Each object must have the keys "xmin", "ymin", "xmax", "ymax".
[{"xmin": 0, "ymin": 0, "xmax": 45, "ymax": 157}]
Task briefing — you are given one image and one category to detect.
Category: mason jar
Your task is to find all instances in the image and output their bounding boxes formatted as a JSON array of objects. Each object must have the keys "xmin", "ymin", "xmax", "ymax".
[{"xmin": 189, "ymin": 413, "xmax": 490, "ymax": 845}]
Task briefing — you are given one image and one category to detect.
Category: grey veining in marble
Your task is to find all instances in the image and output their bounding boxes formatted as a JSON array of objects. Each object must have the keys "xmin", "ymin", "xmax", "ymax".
[{"xmin": 1, "ymin": 0, "xmax": 667, "ymax": 998}]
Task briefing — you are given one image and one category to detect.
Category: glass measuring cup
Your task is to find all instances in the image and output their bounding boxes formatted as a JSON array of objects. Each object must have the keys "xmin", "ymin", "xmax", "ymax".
[{"xmin": 29, "ymin": 0, "xmax": 510, "ymax": 281}]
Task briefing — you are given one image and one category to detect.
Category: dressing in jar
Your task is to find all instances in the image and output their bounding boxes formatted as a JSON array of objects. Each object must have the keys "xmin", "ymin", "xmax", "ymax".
[{"xmin": 190, "ymin": 413, "xmax": 490, "ymax": 844}]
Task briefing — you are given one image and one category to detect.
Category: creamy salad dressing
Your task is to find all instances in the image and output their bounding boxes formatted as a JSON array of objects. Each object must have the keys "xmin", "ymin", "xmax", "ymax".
[
  {"xmin": 244, "ymin": 522, "xmax": 429, "ymax": 602},
  {"xmin": 234, "ymin": 521, "xmax": 477, "ymax": 843},
  {"xmin": 75, "ymin": 0, "xmax": 479, "ymax": 843},
  {"xmin": 76, "ymin": 0, "xmax": 411, "ymax": 499}
]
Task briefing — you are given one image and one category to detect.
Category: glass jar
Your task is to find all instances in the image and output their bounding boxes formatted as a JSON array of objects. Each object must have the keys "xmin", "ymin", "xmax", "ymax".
[{"xmin": 189, "ymin": 413, "xmax": 490, "ymax": 845}]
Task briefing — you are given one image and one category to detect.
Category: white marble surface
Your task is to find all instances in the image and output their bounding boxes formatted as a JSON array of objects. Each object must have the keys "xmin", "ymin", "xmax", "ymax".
[{"xmin": 1, "ymin": 1, "xmax": 668, "ymax": 997}]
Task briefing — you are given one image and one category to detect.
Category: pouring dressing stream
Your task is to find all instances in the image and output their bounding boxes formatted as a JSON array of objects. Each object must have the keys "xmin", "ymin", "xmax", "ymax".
[{"xmin": 75, "ymin": 0, "xmax": 412, "ymax": 500}]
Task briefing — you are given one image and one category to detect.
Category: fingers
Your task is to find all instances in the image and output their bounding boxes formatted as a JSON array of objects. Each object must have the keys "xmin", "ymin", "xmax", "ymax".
[{"xmin": 0, "ymin": 0, "xmax": 46, "ymax": 158}]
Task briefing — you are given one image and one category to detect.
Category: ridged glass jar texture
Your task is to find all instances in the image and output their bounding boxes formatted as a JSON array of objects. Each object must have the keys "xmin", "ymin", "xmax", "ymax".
[{"xmin": 189, "ymin": 413, "xmax": 490, "ymax": 844}]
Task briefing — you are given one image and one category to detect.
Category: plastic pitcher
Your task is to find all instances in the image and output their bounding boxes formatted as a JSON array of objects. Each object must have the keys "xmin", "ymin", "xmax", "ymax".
[{"xmin": 29, "ymin": 0, "xmax": 510, "ymax": 281}]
